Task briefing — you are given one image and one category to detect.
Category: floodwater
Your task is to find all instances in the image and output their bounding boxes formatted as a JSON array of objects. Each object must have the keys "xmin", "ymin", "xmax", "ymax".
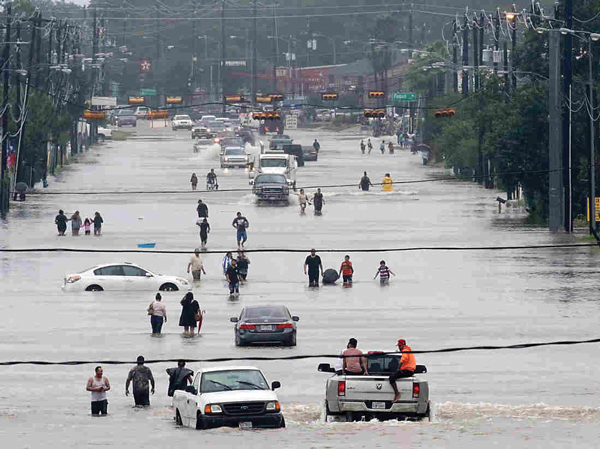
[{"xmin": 1, "ymin": 121, "xmax": 600, "ymax": 448}]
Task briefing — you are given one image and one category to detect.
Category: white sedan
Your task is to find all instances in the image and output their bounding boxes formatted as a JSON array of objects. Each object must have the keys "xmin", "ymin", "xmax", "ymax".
[
  {"xmin": 172, "ymin": 114, "xmax": 194, "ymax": 130},
  {"xmin": 62, "ymin": 262, "xmax": 191, "ymax": 292}
]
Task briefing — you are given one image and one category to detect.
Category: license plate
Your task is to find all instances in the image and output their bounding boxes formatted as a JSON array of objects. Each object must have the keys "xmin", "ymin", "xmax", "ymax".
[
  {"xmin": 260, "ymin": 325, "xmax": 273, "ymax": 331},
  {"xmin": 239, "ymin": 421, "xmax": 252, "ymax": 430},
  {"xmin": 372, "ymin": 402, "xmax": 386, "ymax": 409}
]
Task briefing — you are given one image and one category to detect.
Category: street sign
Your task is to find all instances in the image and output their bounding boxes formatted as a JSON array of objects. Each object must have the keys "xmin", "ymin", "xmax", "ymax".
[
  {"xmin": 587, "ymin": 197, "xmax": 600, "ymax": 222},
  {"xmin": 140, "ymin": 88, "xmax": 157, "ymax": 96},
  {"xmin": 285, "ymin": 115, "xmax": 297, "ymax": 130},
  {"xmin": 392, "ymin": 92, "xmax": 417, "ymax": 101},
  {"xmin": 91, "ymin": 96, "xmax": 117, "ymax": 107}
]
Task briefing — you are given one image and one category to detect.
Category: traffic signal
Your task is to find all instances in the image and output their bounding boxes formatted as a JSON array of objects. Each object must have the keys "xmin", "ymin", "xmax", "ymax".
[
  {"xmin": 264, "ymin": 111, "xmax": 281, "ymax": 120},
  {"xmin": 252, "ymin": 112, "xmax": 265, "ymax": 120},
  {"xmin": 434, "ymin": 109, "xmax": 456, "ymax": 118},
  {"xmin": 363, "ymin": 109, "xmax": 385, "ymax": 118},
  {"xmin": 322, "ymin": 93, "xmax": 338, "ymax": 101},
  {"xmin": 270, "ymin": 94, "xmax": 284, "ymax": 101},
  {"xmin": 368, "ymin": 91, "xmax": 385, "ymax": 98},
  {"xmin": 256, "ymin": 96, "xmax": 272, "ymax": 104},
  {"xmin": 225, "ymin": 94, "xmax": 244, "ymax": 102},
  {"xmin": 83, "ymin": 110, "xmax": 106, "ymax": 120},
  {"xmin": 128, "ymin": 96, "xmax": 145, "ymax": 104},
  {"xmin": 166, "ymin": 96, "xmax": 183, "ymax": 104}
]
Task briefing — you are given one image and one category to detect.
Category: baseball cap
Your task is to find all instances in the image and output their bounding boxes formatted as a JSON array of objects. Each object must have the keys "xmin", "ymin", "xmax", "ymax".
[{"xmin": 397, "ymin": 339, "xmax": 406, "ymax": 346}]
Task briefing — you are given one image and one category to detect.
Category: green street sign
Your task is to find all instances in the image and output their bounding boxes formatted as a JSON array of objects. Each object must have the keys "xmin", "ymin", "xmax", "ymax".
[
  {"xmin": 392, "ymin": 92, "xmax": 417, "ymax": 101},
  {"xmin": 140, "ymin": 88, "xmax": 157, "ymax": 96}
]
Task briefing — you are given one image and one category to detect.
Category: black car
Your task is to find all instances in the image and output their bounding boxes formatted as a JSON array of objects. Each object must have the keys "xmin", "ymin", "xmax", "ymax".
[
  {"xmin": 230, "ymin": 305, "xmax": 299, "ymax": 346},
  {"xmin": 302, "ymin": 146, "xmax": 318, "ymax": 162},
  {"xmin": 282, "ymin": 144, "xmax": 304, "ymax": 167},
  {"xmin": 115, "ymin": 109, "xmax": 137, "ymax": 127},
  {"xmin": 238, "ymin": 128, "xmax": 255, "ymax": 145}
]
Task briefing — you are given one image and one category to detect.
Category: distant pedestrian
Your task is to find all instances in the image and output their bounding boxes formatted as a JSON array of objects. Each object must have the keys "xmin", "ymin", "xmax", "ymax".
[
  {"xmin": 227, "ymin": 259, "xmax": 240, "ymax": 296},
  {"xmin": 232, "ymin": 211, "xmax": 249, "ymax": 249},
  {"xmin": 197, "ymin": 218, "xmax": 210, "ymax": 248},
  {"xmin": 187, "ymin": 248, "xmax": 206, "ymax": 281},
  {"xmin": 84, "ymin": 218, "xmax": 92, "ymax": 235},
  {"xmin": 382, "ymin": 173, "xmax": 393, "ymax": 192},
  {"xmin": 222, "ymin": 251, "xmax": 233, "ymax": 278},
  {"xmin": 197, "ymin": 199, "xmax": 208, "ymax": 219},
  {"xmin": 339, "ymin": 255, "xmax": 354, "ymax": 284},
  {"xmin": 359, "ymin": 172, "xmax": 373, "ymax": 191},
  {"xmin": 86, "ymin": 366, "xmax": 110, "ymax": 416},
  {"xmin": 313, "ymin": 188, "xmax": 324, "ymax": 214},
  {"xmin": 313, "ymin": 138, "xmax": 321, "ymax": 153},
  {"xmin": 179, "ymin": 292, "xmax": 200, "ymax": 336},
  {"xmin": 125, "ymin": 356, "xmax": 155, "ymax": 407},
  {"xmin": 55, "ymin": 209, "xmax": 67, "ymax": 236},
  {"xmin": 70, "ymin": 211, "xmax": 82, "ymax": 236},
  {"xmin": 190, "ymin": 173, "xmax": 198, "ymax": 190},
  {"xmin": 360, "ymin": 140, "xmax": 366, "ymax": 154},
  {"xmin": 166, "ymin": 361, "xmax": 194, "ymax": 397},
  {"xmin": 397, "ymin": 130, "xmax": 401, "ymax": 145},
  {"xmin": 148, "ymin": 293, "xmax": 167, "ymax": 336},
  {"xmin": 374, "ymin": 260, "xmax": 395, "ymax": 284},
  {"xmin": 367, "ymin": 139, "xmax": 373, "ymax": 154},
  {"xmin": 304, "ymin": 248, "xmax": 323, "ymax": 287},
  {"xmin": 93, "ymin": 212, "xmax": 103, "ymax": 235},
  {"xmin": 380, "ymin": 141, "xmax": 385, "ymax": 154},
  {"xmin": 236, "ymin": 251, "xmax": 250, "ymax": 282}
]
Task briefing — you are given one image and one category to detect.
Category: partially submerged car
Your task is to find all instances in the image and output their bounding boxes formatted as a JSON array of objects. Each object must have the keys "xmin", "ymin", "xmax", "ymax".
[
  {"xmin": 172, "ymin": 115, "xmax": 194, "ymax": 131},
  {"xmin": 220, "ymin": 146, "xmax": 252, "ymax": 168},
  {"xmin": 230, "ymin": 304, "xmax": 299, "ymax": 346}
]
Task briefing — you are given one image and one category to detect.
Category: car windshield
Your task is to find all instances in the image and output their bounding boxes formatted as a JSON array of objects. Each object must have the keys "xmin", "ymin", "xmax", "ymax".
[
  {"xmin": 225, "ymin": 148, "xmax": 245, "ymax": 155},
  {"xmin": 118, "ymin": 109, "xmax": 134, "ymax": 116},
  {"xmin": 244, "ymin": 306, "xmax": 288, "ymax": 319},
  {"xmin": 211, "ymin": 122, "xmax": 225, "ymax": 129},
  {"xmin": 255, "ymin": 174, "xmax": 287, "ymax": 185},
  {"xmin": 222, "ymin": 138, "xmax": 244, "ymax": 146},
  {"xmin": 366, "ymin": 355, "xmax": 401, "ymax": 375},
  {"xmin": 261, "ymin": 159, "xmax": 287, "ymax": 168},
  {"xmin": 274, "ymin": 135, "xmax": 290, "ymax": 140},
  {"xmin": 200, "ymin": 370, "xmax": 269, "ymax": 393},
  {"xmin": 174, "ymin": 115, "xmax": 191, "ymax": 120}
]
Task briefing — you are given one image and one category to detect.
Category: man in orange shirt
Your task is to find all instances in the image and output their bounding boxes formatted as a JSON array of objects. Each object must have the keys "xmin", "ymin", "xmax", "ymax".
[
  {"xmin": 339, "ymin": 255, "xmax": 354, "ymax": 284},
  {"xmin": 389, "ymin": 338, "xmax": 416, "ymax": 402}
]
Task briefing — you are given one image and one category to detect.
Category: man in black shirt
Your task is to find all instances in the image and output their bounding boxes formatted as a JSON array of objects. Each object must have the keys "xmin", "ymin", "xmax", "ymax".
[
  {"xmin": 232, "ymin": 212, "xmax": 249, "ymax": 249},
  {"xmin": 304, "ymin": 248, "xmax": 323, "ymax": 287},
  {"xmin": 226, "ymin": 259, "xmax": 240, "ymax": 296},
  {"xmin": 359, "ymin": 171, "xmax": 373, "ymax": 191},
  {"xmin": 313, "ymin": 188, "xmax": 324, "ymax": 214},
  {"xmin": 197, "ymin": 199, "xmax": 208, "ymax": 218}
]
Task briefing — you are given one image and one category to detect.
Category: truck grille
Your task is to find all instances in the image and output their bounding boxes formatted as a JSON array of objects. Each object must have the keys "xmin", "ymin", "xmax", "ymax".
[
  {"xmin": 223, "ymin": 401, "xmax": 265, "ymax": 415},
  {"xmin": 263, "ymin": 188, "xmax": 284, "ymax": 194}
]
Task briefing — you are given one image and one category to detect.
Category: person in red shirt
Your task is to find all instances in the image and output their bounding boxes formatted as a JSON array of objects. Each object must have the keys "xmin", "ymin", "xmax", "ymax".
[
  {"xmin": 389, "ymin": 338, "xmax": 416, "ymax": 402},
  {"xmin": 339, "ymin": 255, "xmax": 354, "ymax": 284}
]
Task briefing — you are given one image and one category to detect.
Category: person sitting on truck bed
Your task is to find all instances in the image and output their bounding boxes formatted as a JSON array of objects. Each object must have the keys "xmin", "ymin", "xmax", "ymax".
[
  {"xmin": 342, "ymin": 338, "xmax": 369, "ymax": 375},
  {"xmin": 390, "ymin": 339, "xmax": 416, "ymax": 402}
]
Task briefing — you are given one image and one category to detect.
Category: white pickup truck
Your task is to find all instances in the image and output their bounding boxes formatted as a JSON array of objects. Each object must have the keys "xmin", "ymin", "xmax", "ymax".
[
  {"xmin": 250, "ymin": 152, "xmax": 297, "ymax": 189},
  {"xmin": 173, "ymin": 366, "xmax": 285, "ymax": 430},
  {"xmin": 319, "ymin": 352, "xmax": 430, "ymax": 422}
]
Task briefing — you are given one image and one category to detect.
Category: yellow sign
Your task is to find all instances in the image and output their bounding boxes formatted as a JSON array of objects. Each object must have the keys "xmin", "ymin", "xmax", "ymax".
[
  {"xmin": 166, "ymin": 96, "xmax": 183, "ymax": 104},
  {"xmin": 586, "ymin": 197, "xmax": 600, "ymax": 221}
]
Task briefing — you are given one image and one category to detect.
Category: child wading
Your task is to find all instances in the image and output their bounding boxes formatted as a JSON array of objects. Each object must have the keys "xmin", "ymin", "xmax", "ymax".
[
  {"xmin": 339, "ymin": 255, "xmax": 354, "ymax": 284},
  {"xmin": 374, "ymin": 260, "xmax": 395, "ymax": 284}
]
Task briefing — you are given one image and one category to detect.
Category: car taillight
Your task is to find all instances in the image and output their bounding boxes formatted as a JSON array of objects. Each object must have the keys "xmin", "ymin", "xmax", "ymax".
[
  {"xmin": 276, "ymin": 323, "xmax": 293, "ymax": 329},
  {"xmin": 337, "ymin": 381, "xmax": 345, "ymax": 396},
  {"xmin": 240, "ymin": 324, "xmax": 256, "ymax": 329},
  {"xmin": 412, "ymin": 383, "xmax": 420, "ymax": 398}
]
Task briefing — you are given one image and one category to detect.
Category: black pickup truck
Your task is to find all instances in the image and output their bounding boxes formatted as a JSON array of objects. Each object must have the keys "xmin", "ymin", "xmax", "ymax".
[{"xmin": 251, "ymin": 173, "xmax": 290, "ymax": 204}]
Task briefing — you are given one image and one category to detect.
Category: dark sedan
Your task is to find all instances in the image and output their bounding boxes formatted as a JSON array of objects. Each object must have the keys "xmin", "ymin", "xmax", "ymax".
[
  {"xmin": 230, "ymin": 305, "xmax": 299, "ymax": 347},
  {"xmin": 116, "ymin": 109, "xmax": 137, "ymax": 127},
  {"xmin": 302, "ymin": 146, "xmax": 318, "ymax": 161}
]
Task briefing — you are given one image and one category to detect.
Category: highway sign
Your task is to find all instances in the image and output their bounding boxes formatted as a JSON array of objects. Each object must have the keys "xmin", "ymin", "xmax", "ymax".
[
  {"xmin": 392, "ymin": 92, "xmax": 417, "ymax": 101},
  {"xmin": 140, "ymin": 88, "xmax": 157, "ymax": 96}
]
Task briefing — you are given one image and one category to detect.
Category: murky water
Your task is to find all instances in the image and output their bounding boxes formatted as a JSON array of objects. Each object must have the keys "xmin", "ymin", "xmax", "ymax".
[{"xmin": 1, "ymin": 121, "xmax": 600, "ymax": 447}]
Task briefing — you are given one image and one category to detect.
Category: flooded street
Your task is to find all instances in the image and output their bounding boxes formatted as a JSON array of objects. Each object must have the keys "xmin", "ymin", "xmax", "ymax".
[{"xmin": 1, "ymin": 121, "xmax": 600, "ymax": 447}]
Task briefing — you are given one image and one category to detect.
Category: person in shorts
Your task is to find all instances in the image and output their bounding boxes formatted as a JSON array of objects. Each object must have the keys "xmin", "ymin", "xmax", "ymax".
[
  {"xmin": 339, "ymin": 255, "xmax": 354, "ymax": 284},
  {"xmin": 236, "ymin": 251, "xmax": 250, "ymax": 282},
  {"xmin": 87, "ymin": 366, "xmax": 110, "ymax": 415},
  {"xmin": 187, "ymin": 248, "xmax": 206, "ymax": 281},
  {"xmin": 389, "ymin": 339, "xmax": 416, "ymax": 402},
  {"xmin": 232, "ymin": 212, "xmax": 249, "ymax": 249},
  {"xmin": 374, "ymin": 260, "xmax": 395, "ymax": 284}
]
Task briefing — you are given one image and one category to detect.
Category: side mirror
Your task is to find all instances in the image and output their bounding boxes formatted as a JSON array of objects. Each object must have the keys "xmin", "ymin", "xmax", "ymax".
[
  {"xmin": 145, "ymin": 273, "xmax": 153, "ymax": 277},
  {"xmin": 230, "ymin": 317, "xmax": 238, "ymax": 322},
  {"xmin": 249, "ymin": 180, "xmax": 254, "ymax": 186},
  {"xmin": 271, "ymin": 381, "xmax": 281, "ymax": 391},
  {"xmin": 292, "ymin": 316, "xmax": 299, "ymax": 322},
  {"xmin": 185, "ymin": 385, "xmax": 197, "ymax": 395},
  {"xmin": 318, "ymin": 363, "xmax": 336, "ymax": 373}
]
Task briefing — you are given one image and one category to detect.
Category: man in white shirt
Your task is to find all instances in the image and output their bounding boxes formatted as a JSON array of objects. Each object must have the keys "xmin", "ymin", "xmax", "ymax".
[
  {"xmin": 187, "ymin": 248, "xmax": 206, "ymax": 280},
  {"xmin": 86, "ymin": 366, "xmax": 110, "ymax": 415}
]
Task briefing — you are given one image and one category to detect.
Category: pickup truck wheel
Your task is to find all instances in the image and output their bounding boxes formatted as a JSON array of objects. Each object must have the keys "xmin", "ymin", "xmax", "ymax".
[
  {"xmin": 175, "ymin": 409, "xmax": 183, "ymax": 426},
  {"xmin": 195, "ymin": 412, "xmax": 204, "ymax": 430},
  {"xmin": 279, "ymin": 416, "xmax": 286, "ymax": 428},
  {"xmin": 424, "ymin": 403, "xmax": 433, "ymax": 422}
]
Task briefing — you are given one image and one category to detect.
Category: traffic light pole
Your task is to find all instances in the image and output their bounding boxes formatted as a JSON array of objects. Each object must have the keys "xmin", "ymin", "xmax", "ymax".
[
  {"xmin": 221, "ymin": 0, "xmax": 226, "ymax": 115},
  {"xmin": 549, "ymin": 31, "xmax": 564, "ymax": 232},
  {"xmin": 1, "ymin": 2, "xmax": 12, "ymax": 215},
  {"xmin": 473, "ymin": 14, "xmax": 479, "ymax": 91},
  {"xmin": 588, "ymin": 37, "xmax": 596, "ymax": 234},
  {"xmin": 252, "ymin": 0, "xmax": 257, "ymax": 107},
  {"xmin": 452, "ymin": 20, "xmax": 458, "ymax": 93},
  {"xmin": 563, "ymin": 0, "xmax": 573, "ymax": 233},
  {"xmin": 462, "ymin": 15, "xmax": 468, "ymax": 96}
]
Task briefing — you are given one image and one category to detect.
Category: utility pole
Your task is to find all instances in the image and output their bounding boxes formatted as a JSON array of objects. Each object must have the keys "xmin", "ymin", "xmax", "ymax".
[
  {"xmin": 35, "ymin": 13, "xmax": 42, "ymax": 88},
  {"xmin": 15, "ymin": 21, "xmax": 21, "ymax": 123},
  {"xmin": 155, "ymin": 3, "xmax": 160, "ymax": 108},
  {"xmin": 408, "ymin": 7, "xmax": 413, "ymax": 58},
  {"xmin": 462, "ymin": 15, "xmax": 468, "ymax": 96},
  {"xmin": 549, "ymin": 31, "xmax": 564, "ymax": 231},
  {"xmin": 588, "ymin": 38, "xmax": 596, "ymax": 234},
  {"xmin": 473, "ymin": 13, "xmax": 479, "ymax": 91},
  {"xmin": 493, "ymin": 11, "xmax": 500, "ymax": 75},
  {"xmin": 0, "ymin": 2, "xmax": 11, "ymax": 214},
  {"xmin": 221, "ymin": 0, "xmax": 226, "ymax": 115},
  {"xmin": 252, "ymin": 0, "xmax": 257, "ymax": 105},
  {"xmin": 503, "ymin": 41, "xmax": 509, "ymax": 96},
  {"xmin": 272, "ymin": 3, "xmax": 277, "ymax": 93},
  {"xmin": 452, "ymin": 19, "xmax": 458, "ymax": 93},
  {"xmin": 510, "ymin": 14, "xmax": 517, "ymax": 90},
  {"xmin": 191, "ymin": 7, "xmax": 197, "ymax": 97},
  {"xmin": 563, "ymin": 0, "xmax": 573, "ymax": 233},
  {"xmin": 92, "ymin": 7, "xmax": 98, "ymax": 143}
]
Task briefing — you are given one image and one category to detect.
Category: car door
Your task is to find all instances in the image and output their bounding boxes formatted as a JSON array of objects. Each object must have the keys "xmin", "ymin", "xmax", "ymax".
[
  {"xmin": 92, "ymin": 265, "xmax": 126, "ymax": 290},
  {"xmin": 121, "ymin": 265, "xmax": 151, "ymax": 290}
]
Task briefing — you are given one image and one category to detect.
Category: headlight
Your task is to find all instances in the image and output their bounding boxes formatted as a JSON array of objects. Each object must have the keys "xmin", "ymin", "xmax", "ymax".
[
  {"xmin": 266, "ymin": 401, "xmax": 280, "ymax": 411},
  {"xmin": 66, "ymin": 275, "xmax": 81, "ymax": 283},
  {"xmin": 245, "ymin": 156, "xmax": 249, "ymax": 161},
  {"xmin": 224, "ymin": 157, "xmax": 229, "ymax": 161},
  {"xmin": 176, "ymin": 278, "xmax": 188, "ymax": 285},
  {"xmin": 204, "ymin": 404, "xmax": 222, "ymax": 414}
]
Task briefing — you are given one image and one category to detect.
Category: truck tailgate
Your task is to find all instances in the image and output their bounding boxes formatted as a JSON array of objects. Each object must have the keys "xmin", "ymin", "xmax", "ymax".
[{"xmin": 344, "ymin": 376, "xmax": 412, "ymax": 401}]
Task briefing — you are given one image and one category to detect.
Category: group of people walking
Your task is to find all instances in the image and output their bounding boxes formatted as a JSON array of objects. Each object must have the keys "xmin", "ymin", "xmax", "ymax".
[
  {"xmin": 54, "ymin": 210, "xmax": 103, "ymax": 236},
  {"xmin": 359, "ymin": 172, "xmax": 394, "ymax": 192},
  {"xmin": 297, "ymin": 188, "xmax": 325, "ymax": 214},
  {"xmin": 195, "ymin": 201, "xmax": 250, "ymax": 250},
  {"xmin": 222, "ymin": 251, "xmax": 251, "ymax": 296},
  {"xmin": 147, "ymin": 291, "xmax": 203, "ymax": 337},
  {"xmin": 359, "ymin": 139, "xmax": 396, "ymax": 155},
  {"xmin": 86, "ymin": 357, "xmax": 195, "ymax": 414}
]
